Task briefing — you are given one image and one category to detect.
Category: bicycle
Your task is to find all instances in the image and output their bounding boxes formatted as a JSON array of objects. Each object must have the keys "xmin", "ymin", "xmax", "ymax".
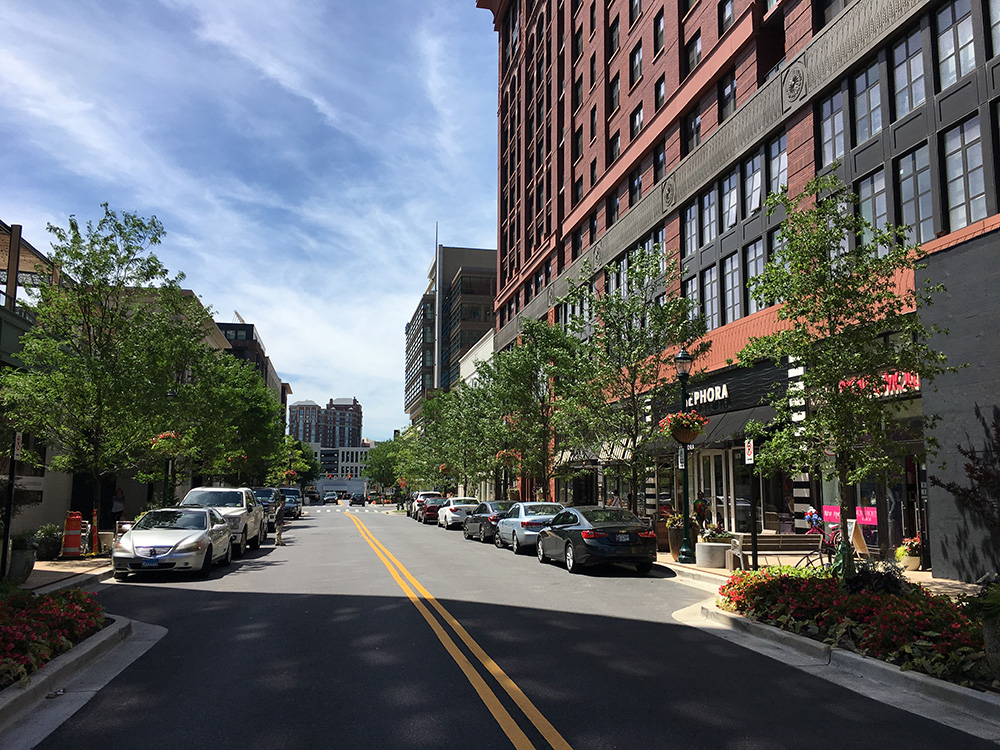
[{"xmin": 797, "ymin": 523, "xmax": 842, "ymax": 568}]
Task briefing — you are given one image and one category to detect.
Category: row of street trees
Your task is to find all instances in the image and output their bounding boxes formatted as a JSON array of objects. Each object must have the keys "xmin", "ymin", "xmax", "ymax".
[{"xmin": 0, "ymin": 205, "xmax": 303, "ymax": 525}]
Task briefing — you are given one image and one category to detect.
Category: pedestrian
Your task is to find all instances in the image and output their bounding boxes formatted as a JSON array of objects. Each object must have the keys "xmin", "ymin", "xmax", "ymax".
[
  {"xmin": 111, "ymin": 488, "xmax": 126, "ymax": 526},
  {"xmin": 275, "ymin": 499, "xmax": 286, "ymax": 546}
]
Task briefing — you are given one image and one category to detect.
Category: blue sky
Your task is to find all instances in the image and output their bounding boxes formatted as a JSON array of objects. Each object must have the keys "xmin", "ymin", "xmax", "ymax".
[{"xmin": 0, "ymin": 0, "xmax": 499, "ymax": 441}]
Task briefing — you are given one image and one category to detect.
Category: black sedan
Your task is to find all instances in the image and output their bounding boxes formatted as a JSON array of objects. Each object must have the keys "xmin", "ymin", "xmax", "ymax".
[
  {"xmin": 462, "ymin": 500, "xmax": 515, "ymax": 542},
  {"xmin": 535, "ymin": 506, "xmax": 657, "ymax": 575}
]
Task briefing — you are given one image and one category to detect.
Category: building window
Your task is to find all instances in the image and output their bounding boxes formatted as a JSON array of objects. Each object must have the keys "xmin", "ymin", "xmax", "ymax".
[
  {"xmin": 591, "ymin": 1, "xmax": 597, "ymax": 33},
  {"xmin": 940, "ymin": 0, "xmax": 978, "ymax": 91},
  {"xmin": 817, "ymin": 0, "xmax": 851, "ymax": 29},
  {"xmin": 944, "ymin": 115, "xmax": 986, "ymax": 231},
  {"xmin": 607, "ymin": 192, "xmax": 620, "ymax": 225},
  {"xmin": 589, "ymin": 212, "xmax": 598, "ymax": 242},
  {"xmin": 719, "ymin": 0, "xmax": 735, "ymax": 35},
  {"xmin": 819, "ymin": 90, "xmax": 845, "ymax": 167},
  {"xmin": 609, "ymin": 74, "xmax": 620, "ymax": 112},
  {"xmin": 590, "ymin": 106, "xmax": 598, "ymax": 140},
  {"xmin": 769, "ymin": 133, "xmax": 787, "ymax": 193},
  {"xmin": 857, "ymin": 169, "xmax": 888, "ymax": 253},
  {"xmin": 683, "ymin": 276, "xmax": 699, "ymax": 320},
  {"xmin": 655, "ymin": 75, "xmax": 666, "ymax": 110},
  {"xmin": 701, "ymin": 188, "xmax": 717, "ymax": 246},
  {"xmin": 991, "ymin": 0, "xmax": 1000, "ymax": 56},
  {"xmin": 630, "ymin": 0, "xmax": 642, "ymax": 25},
  {"xmin": 608, "ymin": 15, "xmax": 620, "ymax": 58},
  {"xmin": 573, "ymin": 177, "xmax": 584, "ymax": 205},
  {"xmin": 630, "ymin": 42, "xmax": 643, "ymax": 86},
  {"xmin": 722, "ymin": 253, "xmax": 741, "ymax": 323},
  {"xmin": 744, "ymin": 153, "xmax": 763, "ymax": 214},
  {"xmin": 590, "ymin": 53, "xmax": 597, "ymax": 86},
  {"xmin": 719, "ymin": 69, "xmax": 737, "ymax": 121},
  {"xmin": 683, "ymin": 110, "xmax": 701, "ymax": 155},
  {"xmin": 654, "ymin": 140, "xmax": 667, "ymax": 183},
  {"xmin": 572, "ymin": 228, "xmax": 583, "ymax": 260},
  {"xmin": 702, "ymin": 266, "xmax": 720, "ymax": 330},
  {"xmin": 683, "ymin": 202, "xmax": 699, "ymax": 257},
  {"xmin": 609, "ymin": 130, "xmax": 621, "ymax": 161},
  {"xmin": 654, "ymin": 9, "xmax": 665, "ymax": 55},
  {"xmin": 893, "ymin": 29, "xmax": 925, "ymax": 120},
  {"xmin": 591, "ymin": 158, "xmax": 598, "ymax": 185},
  {"xmin": 573, "ymin": 26, "xmax": 584, "ymax": 61},
  {"xmin": 897, "ymin": 144, "xmax": 933, "ymax": 245},
  {"xmin": 630, "ymin": 104, "xmax": 644, "ymax": 138},
  {"xmin": 722, "ymin": 169, "xmax": 739, "ymax": 229},
  {"xmin": 629, "ymin": 168, "xmax": 642, "ymax": 207},
  {"xmin": 685, "ymin": 33, "xmax": 701, "ymax": 77},
  {"xmin": 573, "ymin": 126, "xmax": 584, "ymax": 161},
  {"xmin": 744, "ymin": 239, "xmax": 766, "ymax": 314},
  {"xmin": 854, "ymin": 64, "xmax": 882, "ymax": 144},
  {"xmin": 573, "ymin": 75, "xmax": 584, "ymax": 111}
]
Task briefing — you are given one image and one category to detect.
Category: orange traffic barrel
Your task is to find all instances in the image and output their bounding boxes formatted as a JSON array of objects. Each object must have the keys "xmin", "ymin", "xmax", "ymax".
[{"xmin": 62, "ymin": 511, "xmax": 82, "ymax": 557}]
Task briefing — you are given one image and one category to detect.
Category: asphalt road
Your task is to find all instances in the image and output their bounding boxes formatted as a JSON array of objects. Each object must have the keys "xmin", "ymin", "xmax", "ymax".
[{"xmin": 34, "ymin": 505, "xmax": 999, "ymax": 749}]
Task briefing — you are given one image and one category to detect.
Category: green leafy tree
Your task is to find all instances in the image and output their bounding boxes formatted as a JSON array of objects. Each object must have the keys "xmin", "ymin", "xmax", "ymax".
[
  {"xmin": 363, "ymin": 438, "xmax": 401, "ymax": 489},
  {"xmin": 737, "ymin": 174, "xmax": 954, "ymax": 576},
  {"xmin": 561, "ymin": 243, "xmax": 708, "ymax": 513},
  {"xmin": 266, "ymin": 436, "xmax": 319, "ymax": 487},
  {"xmin": 0, "ymin": 205, "xmax": 217, "ymax": 519}
]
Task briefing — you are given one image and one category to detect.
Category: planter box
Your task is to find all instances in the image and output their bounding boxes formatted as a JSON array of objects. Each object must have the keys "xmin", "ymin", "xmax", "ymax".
[
  {"xmin": 695, "ymin": 542, "xmax": 730, "ymax": 568},
  {"xmin": 900, "ymin": 555, "xmax": 921, "ymax": 571}
]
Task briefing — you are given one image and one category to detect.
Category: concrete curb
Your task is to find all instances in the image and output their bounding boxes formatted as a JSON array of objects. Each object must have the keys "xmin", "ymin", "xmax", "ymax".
[
  {"xmin": 0, "ymin": 614, "xmax": 132, "ymax": 730},
  {"xmin": 31, "ymin": 568, "xmax": 115, "ymax": 597},
  {"xmin": 701, "ymin": 603, "xmax": 1000, "ymax": 717}
]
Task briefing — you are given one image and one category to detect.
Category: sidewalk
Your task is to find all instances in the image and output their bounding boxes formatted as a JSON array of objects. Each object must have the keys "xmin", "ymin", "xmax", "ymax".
[{"xmin": 20, "ymin": 556, "xmax": 114, "ymax": 594}]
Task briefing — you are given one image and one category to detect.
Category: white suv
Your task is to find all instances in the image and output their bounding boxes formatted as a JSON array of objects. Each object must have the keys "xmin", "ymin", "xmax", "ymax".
[{"xmin": 181, "ymin": 486, "xmax": 267, "ymax": 557}]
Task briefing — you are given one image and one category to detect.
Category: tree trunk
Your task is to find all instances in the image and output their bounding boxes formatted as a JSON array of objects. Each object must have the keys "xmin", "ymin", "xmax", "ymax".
[{"xmin": 833, "ymin": 459, "xmax": 856, "ymax": 579}]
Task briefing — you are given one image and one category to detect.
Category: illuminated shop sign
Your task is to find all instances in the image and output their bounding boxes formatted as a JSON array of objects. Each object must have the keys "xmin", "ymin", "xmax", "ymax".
[
  {"xmin": 839, "ymin": 371, "xmax": 921, "ymax": 399},
  {"xmin": 685, "ymin": 383, "xmax": 730, "ymax": 408}
]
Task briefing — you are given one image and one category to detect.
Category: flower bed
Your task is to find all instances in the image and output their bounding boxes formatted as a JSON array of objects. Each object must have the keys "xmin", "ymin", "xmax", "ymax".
[
  {"xmin": 0, "ymin": 584, "xmax": 106, "ymax": 689},
  {"xmin": 717, "ymin": 566, "xmax": 994, "ymax": 687}
]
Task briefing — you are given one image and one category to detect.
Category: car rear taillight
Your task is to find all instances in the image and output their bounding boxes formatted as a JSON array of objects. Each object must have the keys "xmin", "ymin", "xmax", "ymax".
[
  {"xmin": 521, "ymin": 521, "xmax": 543, "ymax": 529},
  {"xmin": 637, "ymin": 530, "xmax": 655, "ymax": 539},
  {"xmin": 581, "ymin": 529, "xmax": 607, "ymax": 539},
  {"xmin": 488, "ymin": 515, "xmax": 499, "ymax": 523}
]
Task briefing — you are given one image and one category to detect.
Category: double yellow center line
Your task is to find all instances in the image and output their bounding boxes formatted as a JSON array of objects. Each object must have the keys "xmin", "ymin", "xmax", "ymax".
[{"xmin": 344, "ymin": 512, "xmax": 573, "ymax": 750}]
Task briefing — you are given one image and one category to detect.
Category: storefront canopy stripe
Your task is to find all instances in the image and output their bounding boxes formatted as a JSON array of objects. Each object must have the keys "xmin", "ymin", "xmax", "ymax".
[{"xmin": 692, "ymin": 405, "xmax": 776, "ymax": 448}]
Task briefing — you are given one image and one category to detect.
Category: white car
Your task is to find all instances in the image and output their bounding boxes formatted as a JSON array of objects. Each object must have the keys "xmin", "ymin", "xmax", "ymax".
[
  {"xmin": 437, "ymin": 497, "xmax": 480, "ymax": 529},
  {"xmin": 181, "ymin": 486, "xmax": 267, "ymax": 556},
  {"xmin": 112, "ymin": 506, "xmax": 232, "ymax": 580}
]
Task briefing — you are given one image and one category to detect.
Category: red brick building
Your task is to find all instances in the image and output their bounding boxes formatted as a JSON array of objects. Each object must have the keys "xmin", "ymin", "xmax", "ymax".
[{"xmin": 478, "ymin": 0, "xmax": 1000, "ymax": 580}]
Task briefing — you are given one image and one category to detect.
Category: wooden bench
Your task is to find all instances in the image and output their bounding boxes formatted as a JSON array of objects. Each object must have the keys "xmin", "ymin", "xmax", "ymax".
[{"xmin": 729, "ymin": 533, "xmax": 823, "ymax": 570}]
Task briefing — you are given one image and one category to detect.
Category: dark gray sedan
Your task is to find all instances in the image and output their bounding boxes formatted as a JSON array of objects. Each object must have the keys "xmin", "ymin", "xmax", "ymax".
[
  {"xmin": 535, "ymin": 506, "xmax": 657, "ymax": 574},
  {"xmin": 462, "ymin": 500, "xmax": 515, "ymax": 542}
]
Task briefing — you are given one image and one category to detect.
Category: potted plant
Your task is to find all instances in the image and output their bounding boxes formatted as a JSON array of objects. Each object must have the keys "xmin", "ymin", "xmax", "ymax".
[
  {"xmin": 664, "ymin": 513, "xmax": 697, "ymax": 562},
  {"xmin": 5, "ymin": 529, "xmax": 38, "ymax": 585},
  {"xmin": 700, "ymin": 523, "xmax": 733, "ymax": 544},
  {"xmin": 34, "ymin": 523, "xmax": 63, "ymax": 561},
  {"xmin": 894, "ymin": 536, "xmax": 922, "ymax": 571},
  {"xmin": 695, "ymin": 523, "xmax": 733, "ymax": 568},
  {"xmin": 962, "ymin": 576, "xmax": 1000, "ymax": 681},
  {"xmin": 659, "ymin": 411, "xmax": 710, "ymax": 445}
]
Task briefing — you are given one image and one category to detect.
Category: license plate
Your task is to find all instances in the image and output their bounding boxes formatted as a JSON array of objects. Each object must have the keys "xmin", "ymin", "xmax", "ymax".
[
  {"xmin": 616, "ymin": 534, "xmax": 630, "ymax": 542},
  {"xmin": 141, "ymin": 559, "xmax": 159, "ymax": 568}
]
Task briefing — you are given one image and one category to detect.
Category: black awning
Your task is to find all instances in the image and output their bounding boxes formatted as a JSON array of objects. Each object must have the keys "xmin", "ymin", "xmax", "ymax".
[{"xmin": 692, "ymin": 404, "xmax": 776, "ymax": 448}]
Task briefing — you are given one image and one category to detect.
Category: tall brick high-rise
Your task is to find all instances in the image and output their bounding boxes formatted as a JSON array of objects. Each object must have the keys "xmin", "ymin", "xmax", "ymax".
[{"xmin": 478, "ymin": 0, "xmax": 1000, "ymax": 581}]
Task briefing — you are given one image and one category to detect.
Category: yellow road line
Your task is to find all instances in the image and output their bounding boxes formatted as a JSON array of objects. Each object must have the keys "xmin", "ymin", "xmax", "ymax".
[
  {"xmin": 344, "ymin": 513, "xmax": 535, "ymax": 750},
  {"xmin": 346, "ymin": 513, "xmax": 573, "ymax": 750}
]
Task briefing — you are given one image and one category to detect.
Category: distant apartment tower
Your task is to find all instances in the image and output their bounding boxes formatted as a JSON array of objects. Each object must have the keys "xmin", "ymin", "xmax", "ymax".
[
  {"xmin": 288, "ymin": 397, "xmax": 363, "ymax": 449},
  {"xmin": 404, "ymin": 244, "xmax": 496, "ymax": 422}
]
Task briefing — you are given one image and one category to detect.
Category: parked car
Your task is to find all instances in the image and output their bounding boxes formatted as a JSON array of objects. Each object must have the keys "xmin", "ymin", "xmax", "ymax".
[
  {"xmin": 437, "ymin": 497, "xmax": 479, "ymax": 529},
  {"xmin": 181, "ymin": 486, "xmax": 267, "ymax": 556},
  {"xmin": 494, "ymin": 502, "xmax": 563, "ymax": 553},
  {"xmin": 535, "ymin": 506, "xmax": 657, "ymax": 574},
  {"xmin": 305, "ymin": 488, "xmax": 321, "ymax": 505},
  {"xmin": 409, "ymin": 491, "xmax": 443, "ymax": 520},
  {"xmin": 349, "ymin": 493, "xmax": 366, "ymax": 506},
  {"xmin": 278, "ymin": 487, "xmax": 303, "ymax": 519},
  {"xmin": 420, "ymin": 496, "xmax": 450, "ymax": 524},
  {"xmin": 463, "ymin": 501, "xmax": 515, "ymax": 542},
  {"xmin": 252, "ymin": 487, "xmax": 283, "ymax": 531},
  {"xmin": 112, "ymin": 506, "xmax": 232, "ymax": 580}
]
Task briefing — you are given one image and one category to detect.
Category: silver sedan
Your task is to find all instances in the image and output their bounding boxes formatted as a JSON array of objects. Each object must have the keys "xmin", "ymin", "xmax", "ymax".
[
  {"xmin": 112, "ymin": 507, "xmax": 232, "ymax": 580},
  {"xmin": 494, "ymin": 502, "xmax": 564, "ymax": 554}
]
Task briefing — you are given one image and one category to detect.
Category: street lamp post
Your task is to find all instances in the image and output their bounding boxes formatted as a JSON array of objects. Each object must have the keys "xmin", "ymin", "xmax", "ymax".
[
  {"xmin": 674, "ymin": 348, "xmax": 696, "ymax": 564},
  {"xmin": 162, "ymin": 389, "xmax": 177, "ymax": 506}
]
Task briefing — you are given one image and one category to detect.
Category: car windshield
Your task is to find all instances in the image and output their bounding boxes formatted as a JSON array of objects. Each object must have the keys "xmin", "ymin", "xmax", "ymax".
[
  {"xmin": 524, "ymin": 504, "xmax": 562, "ymax": 516},
  {"xmin": 582, "ymin": 508, "xmax": 639, "ymax": 524},
  {"xmin": 183, "ymin": 489, "xmax": 244, "ymax": 507},
  {"xmin": 135, "ymin": 510, "xmax": 207, "ymax": 531},
  {"xmin": 253, "ymin": 490, "xmax": 273, "ymax": 500},
  {"xmin": 492, "ymin": 502, "xmax": 514, "ymax": 513}
]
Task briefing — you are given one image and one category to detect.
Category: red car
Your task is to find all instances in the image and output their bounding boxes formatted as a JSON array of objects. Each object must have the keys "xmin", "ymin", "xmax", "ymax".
[{"xmin": 421, "ymin": 496, "xmax": 448, "ymax": 525}]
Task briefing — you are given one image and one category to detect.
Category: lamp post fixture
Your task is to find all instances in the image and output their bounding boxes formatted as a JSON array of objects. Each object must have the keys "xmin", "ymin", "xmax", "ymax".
[
  {"xmin": 674, "ymin": 348, "xmax": 696, "ymax": 564},
  {"xmin": 162, "ymin": 389, "xmax": 177, "ymax": 507}
]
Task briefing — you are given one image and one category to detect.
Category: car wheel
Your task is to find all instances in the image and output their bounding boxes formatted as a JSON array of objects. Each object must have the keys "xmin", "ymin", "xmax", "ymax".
[
  {"xmin": 635, "ymin": 561, "xmax": 653, "ymax": 575},
  {"xmin": 536, "ymin": 541, "xmax": 547, "ymax": 564},
  {"xmin": 565, "ymin": 544, "xmax": 579, "ymax": 574},
  {"xmin": 463, "ymin": 524, "xmax": 472, "ymax": 540},
  {"xmin": 511, "ymin": 533, "xmax": 521, "ymax": 555},
  {"xmin": 221, "ymin": 542, "xmax": 232, "ymax": 566},
  {"xmin": 113, "ymin": 571, "xmax": 129, "ymax": 581},
  {"xmin": 199, "ymin": 545, "xmax": 213, "ymax": 577},
  {"xmin": 494, "ymin": 529, "xmax": 505, "ymax": 548},
  {"xmin": 260, "ymin": 521, "xmax": 268, "ymax": 544},
  {"xmin": 479, "ymin": 526, "xmax": 487, "ymax": 543},
  {"xmin": 235, "ymin": 528, "xmax": 247, "ymax": 558},
  {"xmin": 249, "ymin": 523, "xmax": 261, "ymax": 550}
]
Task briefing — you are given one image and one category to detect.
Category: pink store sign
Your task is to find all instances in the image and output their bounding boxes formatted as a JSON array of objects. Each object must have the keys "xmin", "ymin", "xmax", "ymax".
[{"xmin": 822, "ymin": 505, "xmax": 878, "ymax": 525}]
